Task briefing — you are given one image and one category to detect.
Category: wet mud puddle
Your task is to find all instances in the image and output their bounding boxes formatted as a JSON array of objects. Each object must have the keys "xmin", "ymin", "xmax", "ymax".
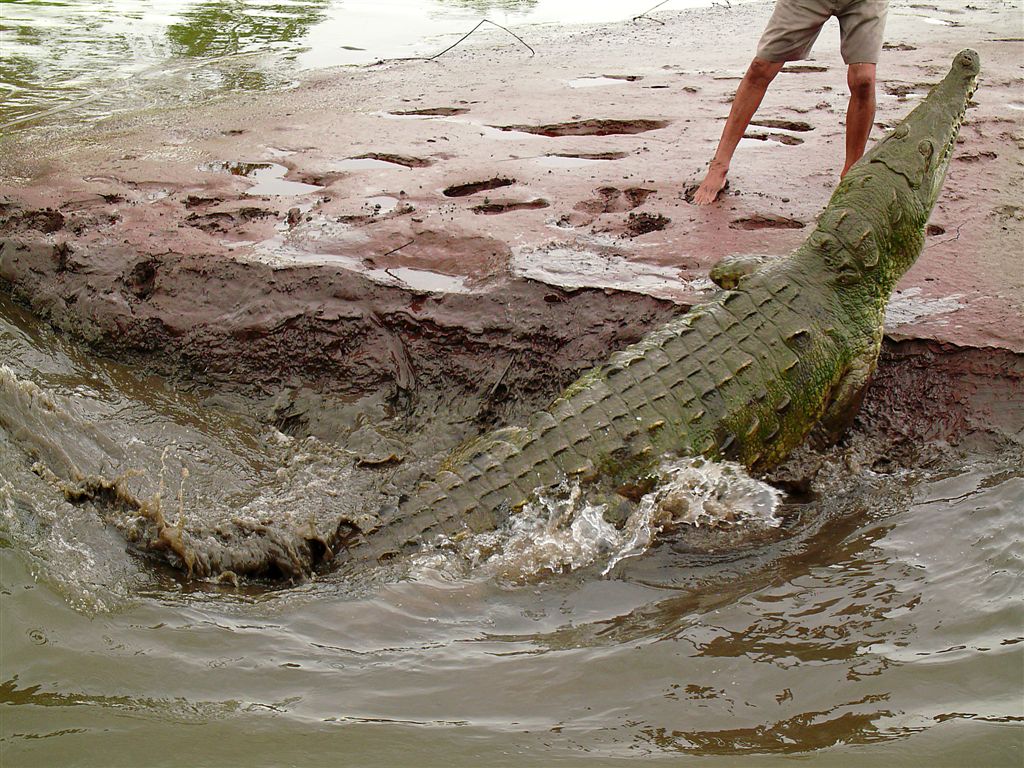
[
  {"xmin": 200, "ymin": 161, "xmax": 323, "ymax": 197},
  {"xmin": 1, "ymin": 293, "xmax": 1022, "ymax": 765}
]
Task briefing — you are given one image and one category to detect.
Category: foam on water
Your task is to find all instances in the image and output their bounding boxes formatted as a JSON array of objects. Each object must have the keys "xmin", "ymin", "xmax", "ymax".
[{"xmin": 416, "ymin": 457, "xmax": 782, "ymax": 582}]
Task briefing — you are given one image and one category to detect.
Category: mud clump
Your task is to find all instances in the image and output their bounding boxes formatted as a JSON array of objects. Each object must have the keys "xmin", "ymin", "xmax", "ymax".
[
  {"xmin": 494, "ymin": 119, "xmax": 670, "ymax": 137},
  {"xmin": 625, "ymin": 212, "xmax": 670, "ymax": 236},
  {"xmin": 472, "ymin": 199, "xmax": 550, "ymax": 215},
  {"xmin": 730, "ymin": 214, "xmax": 805, "ymax": 231}
]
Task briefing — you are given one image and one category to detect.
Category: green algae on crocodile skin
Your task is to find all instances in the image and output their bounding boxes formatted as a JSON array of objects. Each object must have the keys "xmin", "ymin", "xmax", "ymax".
[{"xmin": 329, "ymin": 50, "xmax": 981, "ymax": 570}]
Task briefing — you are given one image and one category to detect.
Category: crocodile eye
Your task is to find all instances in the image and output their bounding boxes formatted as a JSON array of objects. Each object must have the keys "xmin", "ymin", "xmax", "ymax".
[
  {"xmin": 918, "ymin": 139, "xmax": 935, "ymax": 174},
  {"xmin": 888, "ymin": 192, "xmax": 903, "ymax": 224},
  {"xmin": 813, "ymin": 233, "xmax": 836, "ymax": 254},
  {"xmin": 856, "ymin": 231, "xmax": 879, "ymax": 268},
  {"xmin": 893, "ymin": 124, "xmax": 910, "ymax": 140}
]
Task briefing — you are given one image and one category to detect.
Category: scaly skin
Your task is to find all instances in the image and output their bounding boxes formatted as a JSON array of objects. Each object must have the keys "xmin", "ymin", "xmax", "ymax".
[{"xmin": 335, "ymin": 50, "xmax": 980, "ymax": 567}]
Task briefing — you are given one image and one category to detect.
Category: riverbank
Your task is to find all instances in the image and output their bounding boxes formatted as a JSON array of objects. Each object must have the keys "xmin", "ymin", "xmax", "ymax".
[{"xmin": 1, "ymin": 0, "xmax": 1021, "ymax": 400}]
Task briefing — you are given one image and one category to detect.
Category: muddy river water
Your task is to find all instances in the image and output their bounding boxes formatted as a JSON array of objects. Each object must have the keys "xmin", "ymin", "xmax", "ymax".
[
  {"xmin": 0, "ymin": 0, "xmax": 727, "ymax": 130},
  {"xmin": 2, "ymin": 283, "xmax": 1023, "ymax": 766}
]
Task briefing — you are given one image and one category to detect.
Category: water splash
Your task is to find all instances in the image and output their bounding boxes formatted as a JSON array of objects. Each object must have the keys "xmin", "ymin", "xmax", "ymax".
[{"xmin": 418, "ymin": 457, "xmax": 783, "ymax": 582}]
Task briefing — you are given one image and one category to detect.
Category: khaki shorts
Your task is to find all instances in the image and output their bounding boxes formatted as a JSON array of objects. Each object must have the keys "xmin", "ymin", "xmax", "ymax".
[{"xmin": 756, "ymin": 0, "xmax": 889, "ymax": 64}]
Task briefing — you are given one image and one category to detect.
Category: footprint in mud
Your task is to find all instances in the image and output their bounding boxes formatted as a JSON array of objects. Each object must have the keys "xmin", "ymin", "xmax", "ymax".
[
  {"xmin": 567, "ymin": 75, "xmax": 643, "ymax": 88},
  {"xmin": 742, "ymin": 131, "xmax": 805, "ymax": 146},
  {"xmin": 472, "ymin": 199, "xmax": 550, "ymax": 215},
  {"xmin": 443, "ymin": 177, "xmax": 516, "ymax": 197},
  {"xmin": 547, "ymin": 151, "xmax": 629, "ymax": 161},
  {"xmin": 1, "ymin": 207, "xmax": 65, "ymax": 233},
  {"xmin": 124, "ymin": 258, "xmax": 159, "ymax": 301},
  {"xmin": 534, "ymin": 151, "xmax": 629, "ymax": 169},
  {"xmin": 782, "ymin": 64, "xmax": 828, "ymax": 74},
  {"xmin": 884, "ymin": 83, "xmax": 925, "ymax": 101},
  {"xmin": 389, "ymin": 107, "xmax": 469, "ymax": 117},
  {"xmin": 575, "ymin": 186, "xmax": 655, "ymax": 215},
  {"xmin": 991, "ymin": 204, "xmax": 1023, "ymax": 222},
  {"xmin": 730, "ymin": 214, "xmax": 805, "ymax": 230},
  {"xmin": 185, "ymin": 206, "xmax": 276, "ymax": 233},
  {"xmin": 950, "ymin": 151, "xmax": 999, "ymax": 165},
  {"xmin": 183, "ymin": 195, "xmax": 224, "ymax": 209},
  {"xmin": 338, "ymin": 153, "xmax": 434, "ymax": 170},
  {"xmin": 493, "ymin": 119, "xmax": 670, "ymax": 137},
  {"xmin": 749, "ymin": 118, "xmax": 814, "ymax": 132}
]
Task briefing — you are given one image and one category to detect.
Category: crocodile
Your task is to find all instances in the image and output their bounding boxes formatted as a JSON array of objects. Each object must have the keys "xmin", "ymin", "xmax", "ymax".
[{"xmin": 327, "ymin": 49, "xmax": 980, "ymax": 570}]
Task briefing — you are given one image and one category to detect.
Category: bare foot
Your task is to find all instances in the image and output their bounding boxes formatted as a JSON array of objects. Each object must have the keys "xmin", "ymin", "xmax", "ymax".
[{"xmin": 693, "ymin": 161, "xmax": 729, "ymax": 205}]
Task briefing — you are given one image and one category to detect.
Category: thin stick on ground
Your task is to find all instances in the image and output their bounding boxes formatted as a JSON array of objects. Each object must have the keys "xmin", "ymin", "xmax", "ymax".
[
  {"xmin": 381, "ymin": 239, "xmax": 416, "ymax": 258},
  {"xmin": 632, "ymin": 0, "xmax": 669, "ymax": 24},
  {"xmin": 426, "ymin": 19, "xmax": 535, "ymax": 60}
]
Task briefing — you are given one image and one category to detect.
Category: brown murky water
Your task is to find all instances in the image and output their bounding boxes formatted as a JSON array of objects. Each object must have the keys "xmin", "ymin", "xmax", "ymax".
[
  {"xmin": 0, "ymin": 0, "xmax": 721, "ymax": 130},
  {"xmin": 2, "ymin": 289, "xmax": 1022, "ymax": 766}
]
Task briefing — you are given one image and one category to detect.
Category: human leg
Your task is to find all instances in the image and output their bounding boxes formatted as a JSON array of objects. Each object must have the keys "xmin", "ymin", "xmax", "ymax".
[
  {"xmin": 842, "ymin": 63, "xmax": 877, "ymax": 176},
  {"xmin": 693, "ymin": 58, "xmax": 784, "ymax": 205},
  {"xmin": 836, "ymin": 0, "xmax": 887, "ymax": 175},
  {"xmin": 694, "ymin": 0, "xmax": 829, "ymax": 205}
]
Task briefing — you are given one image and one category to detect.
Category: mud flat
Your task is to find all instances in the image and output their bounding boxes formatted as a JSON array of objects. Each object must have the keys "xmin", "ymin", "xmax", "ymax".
[{"xmin": 1, "ymin": 0, "xmax": 1021, "ymax": 417}]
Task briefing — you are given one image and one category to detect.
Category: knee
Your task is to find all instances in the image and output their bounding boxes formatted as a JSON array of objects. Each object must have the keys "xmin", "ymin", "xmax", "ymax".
[
  {"xmin": 847, "ymin": 64, "xmax": 876, "ymax": 97},
  {"xmin": 746, "ymin": 58, "xmax": 782, "ymax": 87}
]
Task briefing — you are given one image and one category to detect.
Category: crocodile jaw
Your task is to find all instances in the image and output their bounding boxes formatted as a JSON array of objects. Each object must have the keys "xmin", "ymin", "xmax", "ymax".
[
  {"xmin": 802, "ymin": 50, "xmax": 980, "ymax": 300},
  {"xmin": 869, "ymin": 49, "xmax": 980, "ymax": 217}
]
